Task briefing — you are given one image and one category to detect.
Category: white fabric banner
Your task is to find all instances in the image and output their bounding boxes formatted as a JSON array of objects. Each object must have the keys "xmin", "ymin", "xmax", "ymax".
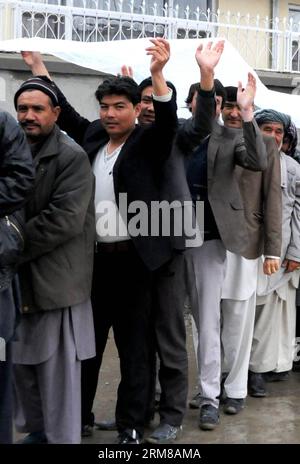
[{"xmin": 0, "ymin": 36, "xmax": 299, "ymax": 124}]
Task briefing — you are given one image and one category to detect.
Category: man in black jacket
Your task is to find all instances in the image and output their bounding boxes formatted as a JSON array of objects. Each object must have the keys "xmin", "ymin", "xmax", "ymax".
[{"xmin": 0, "ymin": 110, "xmax": 34, "ymax": 444}]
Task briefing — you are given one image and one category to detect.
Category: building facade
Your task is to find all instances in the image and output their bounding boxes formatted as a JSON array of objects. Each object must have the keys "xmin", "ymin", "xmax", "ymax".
[
  {"xmin": 0, "ymin": 1, "xmax": 300, "ymax": 72},
  {"xmin": 1, "ymin": 1, "xmax": 300, "ymax": 118}
]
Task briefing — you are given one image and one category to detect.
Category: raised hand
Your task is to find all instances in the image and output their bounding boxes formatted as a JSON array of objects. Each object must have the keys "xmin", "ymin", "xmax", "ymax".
[
  {"xmin": 146, "ymin": 38, "xmax": 170, "ymax": 75},
  {"xmin": 145, "ymin": 38, "xmax": 170, "ymax": 96},
  {"xmin": 237, "ymin": 72, "xmax": 256, "ymax": 112},
  {"xmin": 195, "ymin": 40, "xmax": 224, "ymax": 92},
  {"xmin": 21, "ymin": 51, "xmax": 50, "ymax": 78},
  {"xmin": 195, "ymin": 40, "xmax": 224, "ymax": 72},
  {"xmin": 119, "ymin": 65, "xmax": 133, "ymax": 78}
]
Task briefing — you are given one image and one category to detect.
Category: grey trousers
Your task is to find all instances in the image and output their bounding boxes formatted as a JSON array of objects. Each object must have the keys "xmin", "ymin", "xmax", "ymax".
[
  {"xmin": 14, "ymin": 313, "xmax": 81, "ymax": 444},
  {"xmin": 186, "ymin": 240, "xmax": 227, "ymax": 408},
  {"xmin": 250, "ymin": 283, "xmax": 297, "ymax": 373},
  {"xmin": 221, "ymin": 294, "xmax": 256, "ymax": 399}
]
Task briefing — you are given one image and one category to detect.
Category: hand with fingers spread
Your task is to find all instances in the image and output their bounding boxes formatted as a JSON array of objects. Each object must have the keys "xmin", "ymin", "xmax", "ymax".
[
  {"xmin": 145, "ymin": 38, "xmax": 170, "ymax": 96},
  {"xmin": 263, "ymin": 257, "xmax": 280, "ymax": 275},
  {"xmin": 237, "ymin": 72, "xmax": 256, "ymax": 121},
  {"xmin": 195, "ymin": 40, "xmax": 224, "ymax": 92},
  {"xmin": 195, "ymin": 40, "xmax": 224, "ymax": 73},
  {"xmin": 21, "ymin": 51, "xmax": 51, "ymax": 79}
]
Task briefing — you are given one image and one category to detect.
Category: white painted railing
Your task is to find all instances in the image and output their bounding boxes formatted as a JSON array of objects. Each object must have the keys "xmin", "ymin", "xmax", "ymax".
[{"xmin": 1, "ymin": 0, "xmax": 300, "ymax": 72}]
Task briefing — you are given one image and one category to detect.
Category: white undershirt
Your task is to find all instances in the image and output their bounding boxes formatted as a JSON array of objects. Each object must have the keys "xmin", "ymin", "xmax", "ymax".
[
  {"xmin": 92, "ymin": 143, "xmax": 130, "ymax": 242},
  {"xmin": 92, "ymin": 90, "xmax": 173, "ymax": 243}
]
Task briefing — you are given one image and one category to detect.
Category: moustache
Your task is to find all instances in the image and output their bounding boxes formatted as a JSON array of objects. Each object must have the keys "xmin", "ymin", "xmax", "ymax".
[{"xmin": 20, "ymin": 121, "xmax": 40, "ymax": 128}]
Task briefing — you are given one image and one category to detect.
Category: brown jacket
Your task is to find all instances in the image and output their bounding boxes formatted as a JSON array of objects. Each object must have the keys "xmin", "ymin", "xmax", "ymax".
[
  {"xmin": 235, "ymin": 135, "xmax": 282, "ymax": 259},
  {"xmin": 19, "ymin": 125, "xmax": 95, "ymax": 313}
]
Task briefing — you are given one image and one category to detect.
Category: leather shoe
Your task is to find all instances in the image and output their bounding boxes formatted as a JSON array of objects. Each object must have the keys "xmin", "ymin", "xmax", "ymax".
[
  {"xmin": 223, "ymin": 398, "xmax": 245, "ymax": 415},
  {"xmin": 189, "ymin": 392, "xmax": 201, "ymax": 409},
  {"xmin": 116, "ymin": 428, "xmax": 141, "ymax": 444},
  {"xmin": 199, "ymin": 404, "xmax": 219, "ymax": 430},
  {"xmin": 146, "ymin": 423, "xmax": 182, "ymax": 444},
  {"xmin": 248, "ymin": 371, "xmax": 266, "ymax": 397},
  {"xmin": 17, "ymin": 431, "xmax": 47, "ymax": 444},
  {"xmin": 293, "ymin": 361, "xmax": 300, "ymax": 372},
  {"xmin": 264, "ymin": 371, "xmax": 289, "ymax": 382},
  {"xmin": 81, "ymin": 424, "xmax": 93, "ymax": 437}
]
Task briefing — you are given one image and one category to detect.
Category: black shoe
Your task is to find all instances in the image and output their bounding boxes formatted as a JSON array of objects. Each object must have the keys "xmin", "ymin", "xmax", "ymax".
[
  {"xmin": 248, "ymin": 371, "xmax": 266, "ymax": 397},
  {"xmin": 81, "ymin": 424, "xmax": 93, "ymax": 437},
  {"xmin": 199, "ymin": 404, "xmax": 219, "ymax": 431},
  {"xmin": 223, "ymin": 398, "xmax": 245, "ymax": 415},
  {"xmin": 17, "ymin": 431, "xmax": 47, "ymax": 444},
  {"xmin": 116, "ymin": 429, "xmax": 141, "ymax": 444},
  {"xmin": 293, "ymin": 361, "xmax": 300, "ymax": 372},
  {"xmin": 95, "ymin": 420, "xmax": 117, "ymax": 431},
  {"xmin": 146, "ymin": 423, "xmax": 182, "ymax": 444},
  {"xmin": 189, "ymin": 392, "xmax": 201, "ymax": 409},
  {"xmin": 218, "ymin": 377, "xmax": 227, "ymax": 404},
  {"xmin": 264, "ymin": 371, "xmax": 289, "ymax": 382}
]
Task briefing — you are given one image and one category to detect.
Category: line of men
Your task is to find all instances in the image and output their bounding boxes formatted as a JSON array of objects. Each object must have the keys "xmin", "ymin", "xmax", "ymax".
[{"xmin": 0, "ymin": 38, "xmax": 299, "ymax": 444}]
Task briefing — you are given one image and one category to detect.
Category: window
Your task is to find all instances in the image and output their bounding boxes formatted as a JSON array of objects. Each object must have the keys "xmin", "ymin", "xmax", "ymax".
[
  {"xmin": 20, "ymin": 0, "xmax": 212, "ymax": 41},
  {"xmin": 289, "ymin": 6, "xmax": 300, "ymax": 71}
]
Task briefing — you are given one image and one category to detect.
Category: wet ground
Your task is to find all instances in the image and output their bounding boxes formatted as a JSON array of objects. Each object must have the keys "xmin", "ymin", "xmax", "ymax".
[{"xmin": 81, "ymin": 316, "xmax": 300, "ymax": 445}]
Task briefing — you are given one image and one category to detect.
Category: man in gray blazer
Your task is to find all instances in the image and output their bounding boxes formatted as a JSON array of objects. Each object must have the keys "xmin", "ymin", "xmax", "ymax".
[
  {"xmin": 219, "ymin": 89, "xmax": 282, "ymax": 416},
  {"xmin": 180, "ymin": 65, "xmax": 268, "ymax": 430},
  {"xmin": 138, "ymin": 42, "xmax": 224, "ymax": 444}
]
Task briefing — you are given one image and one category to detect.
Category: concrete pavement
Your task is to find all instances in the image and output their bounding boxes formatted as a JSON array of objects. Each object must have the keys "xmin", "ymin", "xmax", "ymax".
[{"xmin": 81, "ymin": 317, "xmax": 300, "ymax": 445}]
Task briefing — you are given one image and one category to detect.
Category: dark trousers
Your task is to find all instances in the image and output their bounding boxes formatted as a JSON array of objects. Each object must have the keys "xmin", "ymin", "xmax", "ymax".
[
  {"xmin": 150, "ymin": 252, "xmax": 188, "ymax": 426},
  {"xmin": 296, "ymin": 305, "xmax": 300, "ymax": 338},
  {"xmin": 81, "ymin": 243, "xmax": 153, "ymax": 436},
  {"xmin": 294, "ymin": 289, "xmax": 300, "ymax": 369},
  {"xmin": 0, "ymin": 343, "xmax": 12, "ymax": 444},
  {"xmin": 0, "ymin": 278, "xmax": 19, "ymax": 444}
]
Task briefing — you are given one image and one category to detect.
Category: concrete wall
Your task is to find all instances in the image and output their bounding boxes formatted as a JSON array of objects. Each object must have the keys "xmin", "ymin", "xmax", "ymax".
[
  {"xmin": 219, "ymin": 0, "xmax": 270, "ymax": 16},
  {"xmin": 219, "ymin": 0, "xmax": 300, "ymax": 16},
  {"xmin": 216, "ymin": 1, "xmax": 271, "ymax": 70},
  {"xmin": 0, "ymin": 53, "xmax": 108, "ymax": 121},
  {"xmin": 217, "ymin": 0, "xmax": 300, "ymax": 70}
]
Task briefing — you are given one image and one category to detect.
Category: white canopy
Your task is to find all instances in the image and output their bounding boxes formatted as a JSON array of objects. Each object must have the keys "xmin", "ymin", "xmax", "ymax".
[{"xmin": 0, "ymin": 36, "xmax": 299, "ymax": 124}]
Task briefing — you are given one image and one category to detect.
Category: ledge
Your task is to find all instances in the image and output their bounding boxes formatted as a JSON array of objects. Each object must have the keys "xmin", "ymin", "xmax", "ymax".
[{"xmin": 0, "ymin": 52, "xmax": 109, "ymax": 76}]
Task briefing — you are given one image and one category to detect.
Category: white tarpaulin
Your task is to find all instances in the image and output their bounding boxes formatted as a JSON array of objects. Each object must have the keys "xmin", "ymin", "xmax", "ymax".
[{"xmin": 0, "ymin": 36, "xmax": 299, "ymax": 124}]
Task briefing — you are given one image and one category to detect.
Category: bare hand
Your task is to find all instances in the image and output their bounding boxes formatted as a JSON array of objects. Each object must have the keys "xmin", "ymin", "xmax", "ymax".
[
  {"xmin": 146, "ymin": 38, "xmax": 170, "ymax": 75},
  {"xmin": 282, "ymin": 259, "xmax": 300, "ymax": 273},
  {"xmin": 21, "ymin": 51, "xmax": 42, "ymax": 68},
  {"xmin": 119, "ymin": 65, "xmax": 133, "ymax": 78},
  {"xmin": 237, "ymin": 72, "xmax": 256, "ymax": 111},
  {"xmin": 195, "ymin": 40, "xmax": 224, "ymax": 72},
  {"xmin": 21, "ymin": 51, "xmax": 50, "ymax": 78},
  {"xmin": 263, "ymin": 258, "xmax": 280, "ymax": 275}
]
